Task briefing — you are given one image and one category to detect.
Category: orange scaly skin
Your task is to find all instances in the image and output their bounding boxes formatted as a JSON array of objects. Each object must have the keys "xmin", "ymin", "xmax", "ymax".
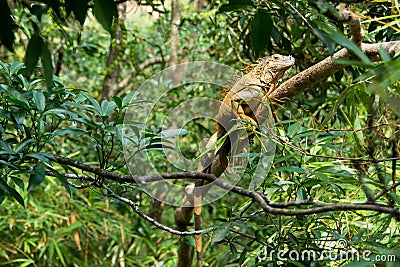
[{"xmin": 194, "ymin": 54, "xmax": 295, "ymax": 267}]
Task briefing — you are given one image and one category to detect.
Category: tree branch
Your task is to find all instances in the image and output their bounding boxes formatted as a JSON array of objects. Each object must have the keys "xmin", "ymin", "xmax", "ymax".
[
  {"xmin": 268, "ymin": 41, "xmax": 400, "ymax": 103},
  {"xmin": 50, "ymin": 156, "xmax": 400, "ymax": 218}
]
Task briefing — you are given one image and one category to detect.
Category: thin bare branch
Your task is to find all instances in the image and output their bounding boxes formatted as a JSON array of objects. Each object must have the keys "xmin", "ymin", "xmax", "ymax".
[{"xmin": 106, "ymin": 186, "xmax": 213, "ymax": 236}]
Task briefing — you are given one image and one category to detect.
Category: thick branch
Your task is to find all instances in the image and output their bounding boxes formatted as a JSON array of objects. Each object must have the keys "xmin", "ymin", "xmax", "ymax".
[{"xmin": 269, "ymin": 41, "xmax": 400, "ymax": 103}]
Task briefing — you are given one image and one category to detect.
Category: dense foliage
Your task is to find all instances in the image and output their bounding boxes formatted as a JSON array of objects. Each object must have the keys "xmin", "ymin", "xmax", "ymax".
[{"xmin": 0, "ymin": 0, "xmax": 400, "ymax": 266}]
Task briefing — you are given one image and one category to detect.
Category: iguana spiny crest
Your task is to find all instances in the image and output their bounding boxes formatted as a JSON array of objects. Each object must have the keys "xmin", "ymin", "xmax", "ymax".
[
  {"xmin": 194, "ymin": 55, "xmax": 295, "ymax": 265},
  {"xmin": 243, "ymin": 54, "xmax": 295, "ymax": 93},
  {"xmin": 219, "ymin": 54, "xmax": 295, "ymax": 131}
]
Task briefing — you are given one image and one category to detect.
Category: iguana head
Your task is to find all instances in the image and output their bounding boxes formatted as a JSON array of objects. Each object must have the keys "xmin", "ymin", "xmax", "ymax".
[{"xmin": 247, "ymin": 54, "xmax": 295, "ymax": 88}]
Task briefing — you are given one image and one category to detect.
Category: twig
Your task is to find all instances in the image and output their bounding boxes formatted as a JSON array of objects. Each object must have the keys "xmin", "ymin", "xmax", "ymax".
[
  {"xmin": 106, "ymin": 186, "xmax": 213, "ymax": 236},
  {"xmin": 372, "ymin": 181, "xmax": 400, "ymax": 202},
  {"xmin": 46, "ymin": 160, "xmax": 400, "ymax": 217}
]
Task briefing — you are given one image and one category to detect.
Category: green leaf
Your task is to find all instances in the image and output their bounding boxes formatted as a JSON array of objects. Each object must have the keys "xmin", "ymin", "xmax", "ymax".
[
  {"xmin": 379, "ymin": 44, "xmax": 391, "ymax": 62},
  {"xmin": 33, "ymin": 89, "xmax": 46, "ymax": 113},
  {"xmin": 15, "ymin": 139, "xmax": 35, "ymax": 153},
  {"xmin": 0, "ymin": 159, "xmax": 18, "ymax": 169},
  {"xmin": 48, "ymin": 167, "xmax": 71, "ymax": 195},
  {"xmin": 41, "ymin": 41, "xmax": 54, "ymax": 89},
  {"xmin": 10, "ymin": 176, "xmax": 24, "ymax": 190},
  {"xmin": 229, "ymin": 243, "xmax": 238, "ymax": 258},
  {"xmin": 0, "ymin": 177, "xmax": 24, "ymax": 207},
  {"xmin": 297, "ymin": 187, "xmax": 307, "ymax": 201},
  {"xmin": 43, "ymin": 108, "xmax": 75, "ymax": 118},
  {"xmin": 93, "ymin": 0, "xmax": 117, "ymax": 34},
  {"xmin": 100, "ymin": 99, "xmax": 117, "ymax": 117},
  {"xmin": 0, "ymin": 0, "xmax": 15, "ymax": 51},
  {"xmin": 122, "ymin": 91, "xmax": 138, "ymax": 107},
  {"xmin": 51, "ymin": 127, "xmax": 88, "ymax": 138},
  {"xmin": 4, "ymin": 88, "xmax": 30, "ymax": 109},
  {"xmin": 160, "ymin": 128, "xmax": 189, "ymax": 138},
  {"xmin": 67, "ymin": 0, "xmax": 89, "ymax": 25},
  {"xmin": 26, "ymin": 152, "xmax": 55, "ymax": 164},
  {"xmin": 287, "ymin": 123, "xmax": 306, "ymax": 138},
  {"xmin": 51, "ymin": 238, "xmax": 66, "ymax": 267},
  {"xmin": 212, "ymin": 223, "xmax": 231, "ymax": 244},
  {"xmin": 219, "ymin": 0, "xmax": 254, "ymax": 12},
  {"xmin": 0, "ymin": 139, "xmax": 13, "ymax": 152},
  {"xmin": 314, "ymin": 22, "xmax": 372, "ymax": 65},
  {"xmin": 58, "ymin": 221, "xmax": 84, "ymax": 234},
  {"xmin": 25, "ymin": 33, "xmax": 43, "ymax": 77},
  {"xmin": 250, "ymin": 9, "xmax": 273, "ymax": 57},
  {"xmin": 10, "ymin": 62, "xmax": 24, "ymax": 76},
  {"xmin": 112, "ymin": 95, "xmax": 122, "ymax": 109},
  {"xmin": 238, "ymin": 248, "xmax": 248, "ymax": 265},
  {"xmin": 82, "ymin": 93, "xmax": 102, "ymax": 115},
  {"xmin": 0, "ymin": 61, "xmax": 10, "ymax": 76},
  {"xmin": 313, "ymin": 28, "xmax": 337, "ymax": 55},
  {"xmin": 274, "ymin": 166, "xmax": 309, "ymax": 174},
  {"xmin": 28, "ymin": 164, "xmax": 46, "ymax": 191}
]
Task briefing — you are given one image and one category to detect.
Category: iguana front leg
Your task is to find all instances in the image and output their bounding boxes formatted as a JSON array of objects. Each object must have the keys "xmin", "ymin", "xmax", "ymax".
[
  {"xmin": 193, "ymin": 87, "xmax": 262, "ymax": 267},
  {"xmin": 192, "ymin": 54, "xmax": 294, "ymax": 266}
]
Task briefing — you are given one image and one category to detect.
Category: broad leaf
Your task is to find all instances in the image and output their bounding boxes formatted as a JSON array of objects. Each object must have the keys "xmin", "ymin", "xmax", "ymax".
[
  {"xmin": 93, "ymin": 0, "xmax": 117, "ymax": 34},
  {"xmin": 250, "ymin": 9, "xmax": 273, "ymax": 57},
  {"xmin": 66, "ymin": 0, "xmax": 89, "ymax": 25},
  {"xmin": 25, "ymin": 33, "xmax": 43, "ymax": 77}
]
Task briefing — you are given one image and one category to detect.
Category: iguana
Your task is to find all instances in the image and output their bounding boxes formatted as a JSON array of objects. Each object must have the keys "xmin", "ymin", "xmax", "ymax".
[{"xmin": 193, "ymin": 54, "xmax": 295, "ymax": 266}]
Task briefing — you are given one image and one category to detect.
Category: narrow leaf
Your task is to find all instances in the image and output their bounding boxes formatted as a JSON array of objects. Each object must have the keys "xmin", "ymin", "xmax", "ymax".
[
  {"xmin": 160, "ymin": 129, "xmax": 189, "ymax": 138},
  {"xmin": 33, "ymin": 89, "xmax": 46, "ymax": 113},
  {"xmin": 212, "ymin": 224, "xmax": 231, "ymax": 244},
  {"xmin": 122, "ymin": 91, "xmax": 138, "ymax": 107},
  {"xmin": 41, "ymin": 41, "xmax": 54, "ymax": 88},
  {"xmin": 48, "ymin": 167, "xmax": 71, "ymax": 195},
  {"xmin": 28, "ymin": 164, "xmax": 46, "ymax": 191},
  {"xmin": 25, "ymin": 34, "xmax": 43, "ymax": 77},
  {"xmin": 0, "ymin": 178, "xmax": 24, "ymax": 207},
  {"xmin": 51, "ymin": 127, "xmax": 87, "ymax": 137}
]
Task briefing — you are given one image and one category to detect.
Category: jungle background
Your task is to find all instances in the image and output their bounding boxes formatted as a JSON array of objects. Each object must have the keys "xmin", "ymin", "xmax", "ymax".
[{"xmin": 0, "ymin": 0, "xmax": 400, "ymax": 266}]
